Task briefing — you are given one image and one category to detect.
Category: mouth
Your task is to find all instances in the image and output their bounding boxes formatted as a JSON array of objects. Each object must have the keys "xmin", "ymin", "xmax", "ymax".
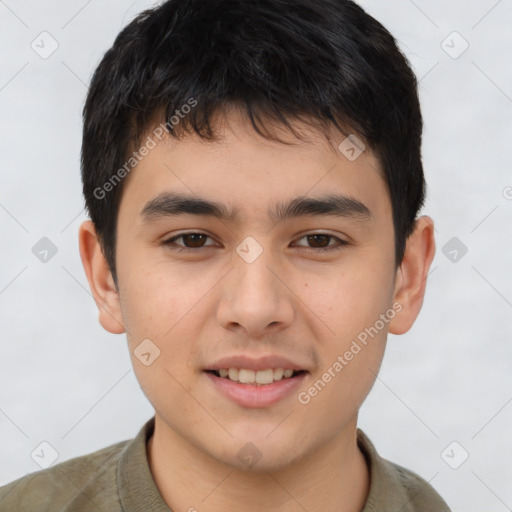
[
  {"xmin": 203, "ymin": 367, "xmax": 309, "ymax": 408},
  {"xmin": 205, "ymin": 368, "xmax": 307, "ymax": 385}
]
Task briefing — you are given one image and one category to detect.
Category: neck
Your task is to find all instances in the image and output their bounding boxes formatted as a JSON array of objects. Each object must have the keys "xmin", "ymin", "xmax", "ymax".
[{"xmin": 147, "ymin": 415, "xmax": 370, "ymax": 512}]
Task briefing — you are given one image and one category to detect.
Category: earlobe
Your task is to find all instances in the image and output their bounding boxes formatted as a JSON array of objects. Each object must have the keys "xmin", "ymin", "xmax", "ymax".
[
  {"xmin": 78, "ymin": 220, "xmax": 126, "ymax": 334},
  {"xmin": 389, "ymin": 216, "xmax": 436, "ymax": 335}
]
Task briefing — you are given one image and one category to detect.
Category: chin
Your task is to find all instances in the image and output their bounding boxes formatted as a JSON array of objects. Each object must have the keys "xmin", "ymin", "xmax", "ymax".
[{"xmin": 207, "ymin": 431, "xmax": 313, "ymax": 473}]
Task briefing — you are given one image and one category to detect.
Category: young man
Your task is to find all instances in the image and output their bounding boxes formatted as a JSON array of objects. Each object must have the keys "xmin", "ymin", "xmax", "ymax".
[{"xmin": 0, "ymin": 0, "xmax": 451, "ymax": 510}]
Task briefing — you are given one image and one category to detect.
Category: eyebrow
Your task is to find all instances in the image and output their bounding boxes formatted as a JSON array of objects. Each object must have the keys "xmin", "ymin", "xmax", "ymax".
[{"xmin": 140, "ymin": 191, "xmax": 372, "ymax": 224}]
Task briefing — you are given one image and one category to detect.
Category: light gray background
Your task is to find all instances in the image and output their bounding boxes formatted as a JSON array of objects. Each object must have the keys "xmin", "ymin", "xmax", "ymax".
[{"xmin": 1, "ymin": 1, "xmax": 511, "ymax": 510}]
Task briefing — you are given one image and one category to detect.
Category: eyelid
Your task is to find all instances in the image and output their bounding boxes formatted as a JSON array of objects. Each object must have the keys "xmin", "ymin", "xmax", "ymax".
[
  {"xmin": 293, "ymin": 233, "xmax": 348, "ymax": 249},
  {"xmin": 162, "ymin": 231, "xmax": 219, "ymax": 247},
  {"xmin": 161, "ymin": 230, "xmax": 349, "ymax": 253}
]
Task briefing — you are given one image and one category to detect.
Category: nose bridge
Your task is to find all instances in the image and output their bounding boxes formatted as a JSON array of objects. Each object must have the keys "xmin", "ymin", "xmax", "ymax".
[
  {"xmin": 217, "ymin": 236, "xmax": 294, "ymax": 334},
  {"xmin": 231, "ymin": 239, "xmax": 281, "ymax": 303}
]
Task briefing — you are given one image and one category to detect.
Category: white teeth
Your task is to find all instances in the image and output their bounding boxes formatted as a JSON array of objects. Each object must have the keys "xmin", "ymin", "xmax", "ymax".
[
  {"xmin": 273, "ymin": 368, "xmax": 284, "ymax": 381},
  {"xmin": 255, "ymin": 369, "xmax": 274, "ymax": 384},
  {"xmin": 214, "ymin": 367, "xmax": 298, "ymax": 384},
  {"xmin": 238, "ymin": 369, "xmax": 255, "ymax": 383}
]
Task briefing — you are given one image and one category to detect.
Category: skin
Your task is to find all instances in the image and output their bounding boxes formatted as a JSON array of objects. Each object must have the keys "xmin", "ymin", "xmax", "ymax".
[{"xmin": 79, "ymin": 109, "xmax": 435, "ymax": 512}]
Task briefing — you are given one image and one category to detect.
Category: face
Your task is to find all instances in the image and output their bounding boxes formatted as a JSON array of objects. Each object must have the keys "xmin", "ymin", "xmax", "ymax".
[{"xmin": 95, "ymin": 110, "xmax": 404, "ymax": 470}]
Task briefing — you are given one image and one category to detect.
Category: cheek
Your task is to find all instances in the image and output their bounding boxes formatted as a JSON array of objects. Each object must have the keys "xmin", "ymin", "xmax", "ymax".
[
  {"xmin": 301, "ymin": 342, "xmax": 386, "ymax": 418},
  {"xmin": 298, "ymin": 301, "xmax": 390, "ymax": 419},
  {"xmin": 119, "ymin": 260, "xmax": 195, "ymax": 337},
  {"xmin": 296, "ymin": 256, "xmax": 394, "ymax": 400},
  {"xmin": 119, "ymin": 274, "xmax": 166, "ymax": 340},
  {"xmin": 119, "ymin": 264, "xmax": 213, "ymax": 381},
  {"xmin": 301, "ymin": 259, "xmax": 395, "ymax": 340}
]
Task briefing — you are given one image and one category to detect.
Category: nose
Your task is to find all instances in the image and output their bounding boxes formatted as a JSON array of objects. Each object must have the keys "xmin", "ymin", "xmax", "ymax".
[{"xmin": 216, "ymin": 244, "xmax": 295, "ymax": 338}]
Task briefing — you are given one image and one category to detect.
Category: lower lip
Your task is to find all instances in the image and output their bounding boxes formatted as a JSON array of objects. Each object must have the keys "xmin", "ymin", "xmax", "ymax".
[{"xmin": 204, "ymin": 371, "xmax": 308, "ymax": 408}]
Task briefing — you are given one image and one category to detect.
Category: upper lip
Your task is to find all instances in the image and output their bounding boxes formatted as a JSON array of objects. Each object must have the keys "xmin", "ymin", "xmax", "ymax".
[{"xmin": 205, "ymin": 355, "xmax": 309, "ymax": 372}]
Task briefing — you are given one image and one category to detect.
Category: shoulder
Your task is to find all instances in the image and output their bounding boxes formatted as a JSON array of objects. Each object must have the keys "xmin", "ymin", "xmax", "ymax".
[
  {"xmin": 0, "ymin": 439, "xmax": 129, "ymax": 512},
  {"xmin": 357, "ymin": 429, "xmax": 451, "ymax": 512},
  {"xmin": 387, "ymin": 460, "xmax": 451, "ymax": 511}
]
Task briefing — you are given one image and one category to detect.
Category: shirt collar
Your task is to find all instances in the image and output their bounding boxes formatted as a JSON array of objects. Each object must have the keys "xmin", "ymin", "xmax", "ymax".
[
  {"xmin": 117, "ymin": 416, "xmax": 171, "ymax": 512},
  {"xmin": 116, "ymin": 417, "xmax": 430, "ymax": 511},
  {"xmin": 357, "ymin": 428, "xmax": 431, "ymax": 512}
]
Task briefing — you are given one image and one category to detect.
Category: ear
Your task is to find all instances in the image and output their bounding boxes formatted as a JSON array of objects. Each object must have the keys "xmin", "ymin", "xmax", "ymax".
[
  {"xmin": 388, "ymin": 215, "xmax": 436, "ymax": 335},
  {"xmin": 78, "ymin": 220, "xmax": 125, "ymax": 334}
]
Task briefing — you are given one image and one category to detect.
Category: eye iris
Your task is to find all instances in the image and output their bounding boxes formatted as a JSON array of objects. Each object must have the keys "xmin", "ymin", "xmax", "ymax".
[
  {"xmin": 307, "ymin": 234, "xmax": 330, "ymax": 248},
  {"xmin": 183, "ymin": 234, "xmax": 207, "ymax": 247}
]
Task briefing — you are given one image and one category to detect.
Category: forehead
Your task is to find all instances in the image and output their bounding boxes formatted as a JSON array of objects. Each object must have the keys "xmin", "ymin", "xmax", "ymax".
[{"xmin": 118, "ymin": 111, "xmax": 389, "ymax": 225}]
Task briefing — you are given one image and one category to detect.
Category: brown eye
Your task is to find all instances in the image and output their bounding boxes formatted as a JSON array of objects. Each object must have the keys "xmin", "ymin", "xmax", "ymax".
[
  {"xmin": 293, "ymin": 233, "xmax": 348, "ymax": 252},
  {"xmin": 161, "ymin": 232, "xmax": 216, "ymax": 250},
  {"xmin": 181, "ymin": 233, "xmax": 208, "ymax": 247},
  {"xmin": 306, "ymin": 234, "xmax": 331, "ymax": 248}
]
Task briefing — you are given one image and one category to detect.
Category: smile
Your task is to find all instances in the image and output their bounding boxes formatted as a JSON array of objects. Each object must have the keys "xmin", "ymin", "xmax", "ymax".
[
  {"xmin": 204, "ymin": 369, "xmax": 308, "ymax": 408},
  {"xmin": 207, "ymin": 368, "xmax": 305, "ymax": 385}
]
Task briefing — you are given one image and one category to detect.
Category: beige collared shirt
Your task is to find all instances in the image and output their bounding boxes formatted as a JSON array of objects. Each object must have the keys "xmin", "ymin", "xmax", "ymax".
[{"xmin": 0, "ymin": 417, "xmax": 451, "ymax": 511}]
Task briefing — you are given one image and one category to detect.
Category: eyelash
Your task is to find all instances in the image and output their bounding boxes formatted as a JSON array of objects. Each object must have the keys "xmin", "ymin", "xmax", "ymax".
[{"xmin": 161, "ymin": 232, "xmax": 349, "ymax": 253}]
